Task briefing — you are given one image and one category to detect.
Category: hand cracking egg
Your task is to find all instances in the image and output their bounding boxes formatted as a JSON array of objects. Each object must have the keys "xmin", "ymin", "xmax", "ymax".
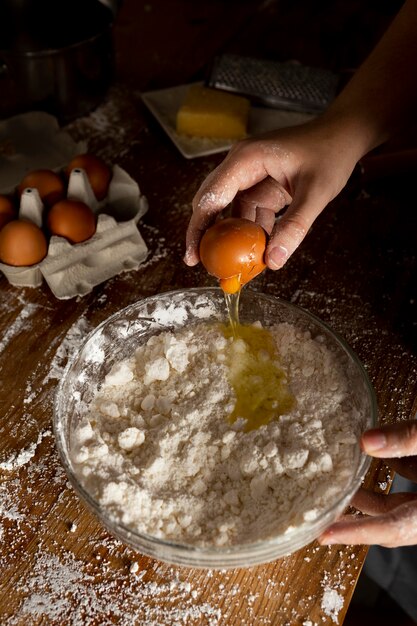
[{"xmin": 199, "ymin": 217, "xmax": 267, "ymax": 293}]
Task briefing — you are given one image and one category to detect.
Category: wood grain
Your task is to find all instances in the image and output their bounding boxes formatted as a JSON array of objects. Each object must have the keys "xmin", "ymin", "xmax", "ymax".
[{"xmin": 1, "ymin": 1, "xmax": 416, "ymax": 624}]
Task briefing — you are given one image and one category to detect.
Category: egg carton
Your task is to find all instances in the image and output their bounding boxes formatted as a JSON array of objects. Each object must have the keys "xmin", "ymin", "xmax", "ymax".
[{"xmin": 0, "ymin": 164, "xmax": 149, "ymax": 298}]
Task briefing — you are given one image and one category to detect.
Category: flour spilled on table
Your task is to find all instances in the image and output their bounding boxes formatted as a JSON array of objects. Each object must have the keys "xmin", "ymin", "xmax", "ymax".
[
  {"xmin": 43, "ymin": 316, "xmax": 93, "ymax": 385},
  {"xmin": 0, "ymin": 292, "xmax": 367, "ymax": 625},
  {"xmin": 71, "ymin": 319, "xmax": 364, "ymax": 547},
  {"xmin": 0, "ymin": 291, "xmax": 43, "ymax": 355},
  {"xmin": 13, "ymin": 546, "xmax": 222, "ymax": 626},
  {"xmin": 0, "ymin": 429, "xmax": 51, "ymax": 471},
  {"xmin": 0, "ymin": 431, "xmax": 227, "ymax": 626},
  {"xmin": 321, "ymin": 586, "xmax": 345, "ymax": 623}
]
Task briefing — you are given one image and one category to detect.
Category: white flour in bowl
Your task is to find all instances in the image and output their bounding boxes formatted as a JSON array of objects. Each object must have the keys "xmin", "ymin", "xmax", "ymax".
[{"xmin": 70, "ymin": 321, "xmax": 362, "ymax": 547}]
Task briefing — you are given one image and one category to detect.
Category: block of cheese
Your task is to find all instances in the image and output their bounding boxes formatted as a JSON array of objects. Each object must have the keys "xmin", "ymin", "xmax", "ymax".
[{"xmin": 176, "ymin": 85, "xmax": 250, "ymax": 140}]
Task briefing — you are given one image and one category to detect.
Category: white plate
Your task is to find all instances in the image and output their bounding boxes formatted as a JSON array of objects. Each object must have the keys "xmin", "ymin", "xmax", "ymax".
[{"xmin": 141, "ymin": 82, "xmax": 315, "ymax": 159}]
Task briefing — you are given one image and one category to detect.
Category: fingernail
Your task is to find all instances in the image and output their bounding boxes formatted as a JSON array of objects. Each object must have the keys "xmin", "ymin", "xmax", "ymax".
[
  {"xmin": 362, "ymin": 429, "xmax": 387, "ymax": 452},
  {"xmin": 183, "ymin": 249, "xmax": 199, "ymax": 267},
  {"xmin": 183, "ymin": 248, "xmax": 193, "ymax": 265},
  {"xmin": 267, "ymin": 245, "xmax": 288, "ymax": 269}
]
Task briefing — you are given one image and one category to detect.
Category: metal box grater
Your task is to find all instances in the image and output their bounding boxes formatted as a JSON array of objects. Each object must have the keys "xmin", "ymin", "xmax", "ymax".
[{"xmin": 207, "ymin": 54, "xmax": 340, "ymax": 114}]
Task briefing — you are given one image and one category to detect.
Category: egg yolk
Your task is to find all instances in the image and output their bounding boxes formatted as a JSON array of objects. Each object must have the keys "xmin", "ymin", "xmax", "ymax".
[
  {"xmin": 199, "ymin": 217, "xmax": 266, "ymax": 294},
  {"xmin": 222, "ymin": 322, "xmax": 294, "ymax": 431}
]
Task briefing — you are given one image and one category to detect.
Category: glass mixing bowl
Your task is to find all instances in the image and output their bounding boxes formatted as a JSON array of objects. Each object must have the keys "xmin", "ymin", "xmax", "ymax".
[{"xmin": 53, "ymin": 287, "xmax": 377, "ymax": 569}]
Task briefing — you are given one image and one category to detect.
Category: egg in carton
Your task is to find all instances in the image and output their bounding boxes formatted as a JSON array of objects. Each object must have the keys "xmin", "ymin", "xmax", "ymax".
[{"xmin": 0, "ymin": 165, "xmax": 148, "ymax": 298}]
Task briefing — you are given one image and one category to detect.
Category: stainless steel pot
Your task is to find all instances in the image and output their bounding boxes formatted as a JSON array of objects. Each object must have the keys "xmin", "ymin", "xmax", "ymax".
[{"xmin": 0, "ymin": 0, "xmax": 118, "ymax": 122}]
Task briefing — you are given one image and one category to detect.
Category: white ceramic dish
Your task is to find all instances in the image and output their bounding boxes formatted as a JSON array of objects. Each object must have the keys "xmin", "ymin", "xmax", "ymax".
[{"xmin": 141, "ymin": 82, "xmax": 314, "ymax": 159}]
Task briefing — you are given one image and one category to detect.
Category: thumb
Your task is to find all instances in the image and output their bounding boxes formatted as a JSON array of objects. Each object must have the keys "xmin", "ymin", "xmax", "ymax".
[
  {"xmin": 361, "ymin": 420, "xmax": 417, "ymax": 458},
  {"xmin": 265, "ymin": 187, "xmax": 329, "ymax": 270}
]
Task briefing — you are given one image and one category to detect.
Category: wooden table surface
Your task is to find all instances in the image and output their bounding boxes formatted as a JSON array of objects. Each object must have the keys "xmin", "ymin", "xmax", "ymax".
[{"xmin": 1, "ymin": 1, "xmax": 416, "ymax": 624}]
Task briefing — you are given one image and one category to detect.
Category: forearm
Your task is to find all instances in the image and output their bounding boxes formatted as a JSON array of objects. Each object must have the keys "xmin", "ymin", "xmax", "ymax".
[{"xmin": 321, "ymin": 0, "xmax": 417, "ymax": 158}]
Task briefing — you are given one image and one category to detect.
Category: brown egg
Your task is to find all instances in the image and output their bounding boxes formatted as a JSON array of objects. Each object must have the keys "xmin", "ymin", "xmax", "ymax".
[
  {"xmin": 0, "ymin": 220, "xmax": 48, "ymax": 266},
  {"xmin": 47, "ymin": 199, "xmax": 96, "ymax": 243},
  {"xmin": 199, "ymin": 217, "xmax": 267, "ymax": 294},
  {"xmin": 0, "ymin": 195, "xmax": 16, "ymax": 231},
  {"xmin": 18, "ymin": 169, "xmax": 65, "ymax": 207},
  {"xmin": 66, "ymin": 153, "xmax": 112, "ymax": 201}
]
